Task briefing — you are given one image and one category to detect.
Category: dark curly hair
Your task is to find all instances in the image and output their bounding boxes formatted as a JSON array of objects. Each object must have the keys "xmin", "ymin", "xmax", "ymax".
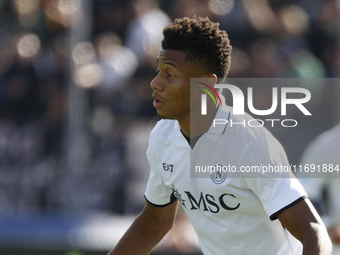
[{"xmin": 162, "ymin": 16, "xmax": 232, "ymax": 78}]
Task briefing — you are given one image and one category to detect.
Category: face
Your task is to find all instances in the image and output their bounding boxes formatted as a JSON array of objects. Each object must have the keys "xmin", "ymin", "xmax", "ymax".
[{"xmin": 151, "ymin": 49, "xmax": 206, "ymax": 121}]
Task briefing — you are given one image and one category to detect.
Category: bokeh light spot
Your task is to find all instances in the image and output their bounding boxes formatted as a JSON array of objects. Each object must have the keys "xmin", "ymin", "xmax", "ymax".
[
  {"xmin": 95, "ymin": 32, "xmax": 122, "ymax": 59},
  {"xmin": 105, "ymin": 46, "xmax": 138, "ymax": 77},
  {"xmin": 279, "ymin": 5, "xmax": 309, "ymax": 35},
  {"xmin": 17, "ymin": 33, "xmax": 41, "ymax": 58},
  {"xmin": 208, "ymin": 0, "xmax": 235, "ymax": 16},
  {"xmin": 14, "ymin": 0, "xmax": 39, "ymax": 14},
  {"xmin": 72, "ymin": 42, "xmax": 95, "ymax": 66},
  {"xmin": 58, "ymin": 0, "xmax": 81, "ymax": 15},
  {"xmin": 73, "ymin": 63, "xmax": 103, "ymax": 88}
]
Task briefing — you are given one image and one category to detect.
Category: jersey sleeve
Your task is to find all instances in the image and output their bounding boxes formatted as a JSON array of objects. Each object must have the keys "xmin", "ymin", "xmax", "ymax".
[
  {"xmin": 144, "ymin": 145, "xmax": 176, "ymax": 206},
  {"xmin": 239, "ymin": 133, "xmax": 308, "ymax": 220}
]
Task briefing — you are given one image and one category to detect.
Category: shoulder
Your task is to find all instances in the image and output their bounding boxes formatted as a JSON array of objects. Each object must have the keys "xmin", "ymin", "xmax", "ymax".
[
  {"xmin": 215, "ymin": 105, "xmax": 285, "ymax": 158},
  {"xmin": 223, "ymin": 111, "xmax": 288, "ymax": 169},
  {"xmin": 147, "ymin": 119, "xmax": 184, "ymax": 167},
  {"xmin": 148, "ymin": 119, "xmax": 178, "ymax": 147},
  {"xmin": 300, "ymin": 124, "xmax": 340, "ymax": 165},
  {"xmin": 310, "ymin": 124, "xmax": 340, "ymax": 148},
  {"xmin": 229, "ymin": 111, "xmax": 283, "ymax": 151},
  {"xmin": 150, "ymin": 119, "xmax": 177, "ymax": 137}
]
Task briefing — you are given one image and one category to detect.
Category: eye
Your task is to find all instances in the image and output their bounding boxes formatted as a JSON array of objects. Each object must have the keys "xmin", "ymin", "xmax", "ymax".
[{"xmin": 167, "ymin": 73, "xmax": 174, "ymax": 78}]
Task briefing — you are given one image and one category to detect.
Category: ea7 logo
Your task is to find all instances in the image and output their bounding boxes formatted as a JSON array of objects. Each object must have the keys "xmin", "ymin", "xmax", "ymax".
[{"xmin": 163, "ymin": 163, "xmax": 174, "ymax": 172}]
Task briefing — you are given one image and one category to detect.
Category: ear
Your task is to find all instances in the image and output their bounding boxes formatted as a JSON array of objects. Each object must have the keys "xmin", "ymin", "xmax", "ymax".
[{"xmin": 201, "ymin": 74, "xmax": 217, "ymax": 88}]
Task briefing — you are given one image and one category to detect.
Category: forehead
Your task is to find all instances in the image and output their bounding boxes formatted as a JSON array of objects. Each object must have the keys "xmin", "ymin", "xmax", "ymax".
[
  {"xmin": 157, "ymin": 48, "xmax": 186, "ymax": 68},
  {"xmin": 156, "ymin": 48, "xmax": 208, "ymax": 77}
]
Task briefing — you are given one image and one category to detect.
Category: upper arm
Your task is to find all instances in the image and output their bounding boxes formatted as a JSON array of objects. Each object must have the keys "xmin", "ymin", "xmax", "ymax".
[
  {"xmin": 143, "ymin": 199, "xmax": 179, "ymax": 228},
  {"xmin": 106, "ymin": 196, "xmax": 179, "ymax": 255},
  {"xmin": 277, "ymin": 198, "xmax": 326, "ymax": 242}
]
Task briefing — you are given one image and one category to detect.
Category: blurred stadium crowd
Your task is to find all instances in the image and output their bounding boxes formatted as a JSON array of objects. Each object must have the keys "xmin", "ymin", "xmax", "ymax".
[{"xmin": 0, "ymin": 0, "xmax": 339, "ymax": 220}]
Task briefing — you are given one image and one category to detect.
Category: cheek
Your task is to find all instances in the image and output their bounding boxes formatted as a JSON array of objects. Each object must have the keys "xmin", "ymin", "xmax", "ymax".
[
  {"xmin": 166, "ymin": 78, "xmax": 190, "ymax": 102},
  {"xmin": 179, "ymin": 89, "xmax": 191, "ymax": 110},
  {"xmin": 175, "ymin": 87, "xmax": 190, "ymax": 104}
]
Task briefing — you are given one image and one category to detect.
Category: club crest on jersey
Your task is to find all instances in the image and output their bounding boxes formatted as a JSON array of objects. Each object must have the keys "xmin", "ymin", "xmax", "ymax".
[{"xmin": 210, "ymin": 164, "xmax": 227, "ymax": 184}]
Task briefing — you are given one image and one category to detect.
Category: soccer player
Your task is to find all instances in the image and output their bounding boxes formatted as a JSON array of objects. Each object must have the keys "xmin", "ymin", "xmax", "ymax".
[
  {"xmin": 299, "ymin": 124, "xmax": 340, "ymax": 254},
  {"xmin": 108, "ymin": 17, "xmax": 332, "ymax": 255}
]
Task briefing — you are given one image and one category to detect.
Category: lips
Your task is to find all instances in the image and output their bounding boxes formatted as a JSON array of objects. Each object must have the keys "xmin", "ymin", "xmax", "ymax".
[{"xmin": 152, "ymin": 94, "xmax": 164, "ymax": 108}]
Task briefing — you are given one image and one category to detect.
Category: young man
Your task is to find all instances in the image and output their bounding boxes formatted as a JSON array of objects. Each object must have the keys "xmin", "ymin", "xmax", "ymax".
[
  {"xmin": 299, "ymin": 124, "xmax": 340, "ymax": 254},
  {"xmin": 108, "ymin": 17, "xmax": 332, "ymax": 255}
]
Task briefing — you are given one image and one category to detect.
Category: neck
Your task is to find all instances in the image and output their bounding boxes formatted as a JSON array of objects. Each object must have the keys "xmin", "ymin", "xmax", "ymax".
[{"xmin": 179, "ymin": 102, "xmax": 217, "ymax": 138}]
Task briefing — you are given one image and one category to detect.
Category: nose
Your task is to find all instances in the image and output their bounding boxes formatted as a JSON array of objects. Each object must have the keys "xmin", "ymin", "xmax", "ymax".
[{"xmin": 150, "ymin": 72, "xmax": 163, "ymax": 91}]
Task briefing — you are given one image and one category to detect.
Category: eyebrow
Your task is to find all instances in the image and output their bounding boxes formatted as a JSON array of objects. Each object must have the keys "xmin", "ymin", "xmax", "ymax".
[
  {"xmin": 156, "ymin": 57, "xmax": 182, "ymax": 71},
  {"xmin": 163, "ymin": 62, "xmax": 178, "ymax": 69}
]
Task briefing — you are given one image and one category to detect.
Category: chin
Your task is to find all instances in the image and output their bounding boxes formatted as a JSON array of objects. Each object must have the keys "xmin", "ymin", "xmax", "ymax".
[
  {"xmin": 157, "ymin": 110, "xmax": 176, "ymax": 120},
  {"xmin": 157, "ymin": 113, "xmax": 172, "ymax": 119}
]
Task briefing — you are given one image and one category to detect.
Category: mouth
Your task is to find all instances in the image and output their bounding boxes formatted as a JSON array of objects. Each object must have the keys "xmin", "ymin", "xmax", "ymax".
[
  {"xmin": 152, "ymin": 94, "xmax": 164, "ymax": 108},
  {"xmin": 153, "ymin": 100, "xmax": 163, "ymax": 107}
]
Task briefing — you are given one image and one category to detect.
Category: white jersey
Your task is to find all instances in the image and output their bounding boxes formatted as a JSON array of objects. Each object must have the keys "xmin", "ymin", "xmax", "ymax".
[{"xmin": 145, "ymin": 106, "xmax": 307, "ymax": 255}]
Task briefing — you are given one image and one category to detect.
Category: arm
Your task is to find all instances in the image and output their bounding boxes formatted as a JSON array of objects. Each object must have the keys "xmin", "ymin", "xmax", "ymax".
[
  {"xmin": 107, "ymin": 200, "xmax": 179, "ymax": 255},
  {"xmin": 277, "ymin": 198, "xmax": 332, "ymax": 255},
  {"xmin": 328, "ymin": 225, "xmax": 340, "ymax": 244}
]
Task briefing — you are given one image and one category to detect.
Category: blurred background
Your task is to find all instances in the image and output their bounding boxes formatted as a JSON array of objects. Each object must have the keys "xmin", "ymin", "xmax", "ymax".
[{"xmin": 0, "ymin": 0, "xmax": 339, "ymax": 254}]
